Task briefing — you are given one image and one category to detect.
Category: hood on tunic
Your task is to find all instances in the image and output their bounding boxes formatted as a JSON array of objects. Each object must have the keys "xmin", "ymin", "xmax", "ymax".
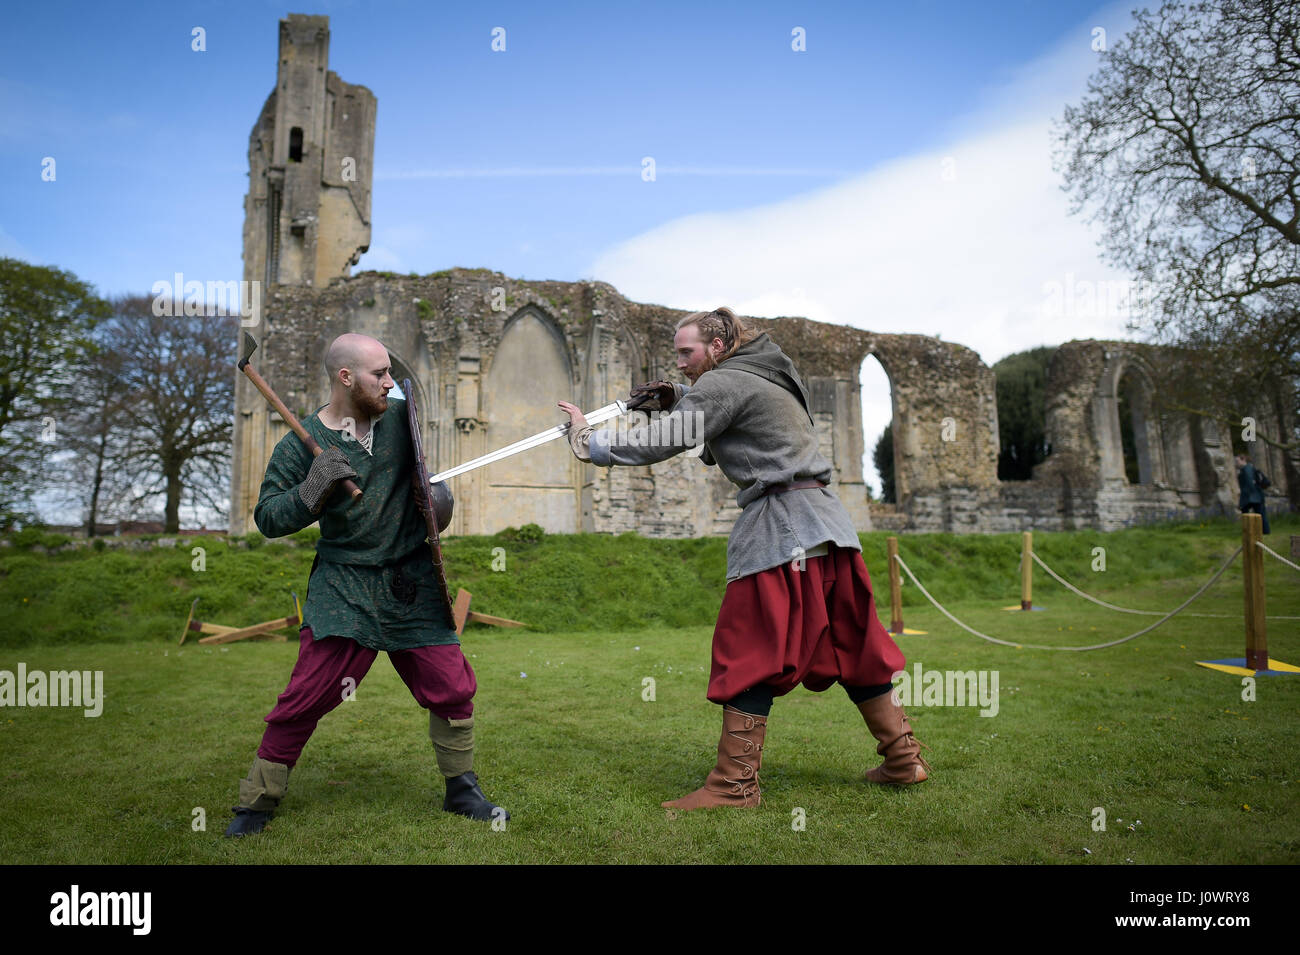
[{"xmin": 716, "ymin": 332, "xmax": 814, "ymax": 423}]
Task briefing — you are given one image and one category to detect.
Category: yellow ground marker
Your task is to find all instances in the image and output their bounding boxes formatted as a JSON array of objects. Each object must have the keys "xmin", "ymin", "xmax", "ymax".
[{"xmin": 1195, "ymin": 658, "xmax": 1299, "ymax": 676}]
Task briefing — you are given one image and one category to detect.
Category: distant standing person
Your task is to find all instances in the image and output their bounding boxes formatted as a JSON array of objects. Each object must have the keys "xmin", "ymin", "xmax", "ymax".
[{"xmin": 1235, "ymin": 452, "xmax": 1271, "ymax": 535}]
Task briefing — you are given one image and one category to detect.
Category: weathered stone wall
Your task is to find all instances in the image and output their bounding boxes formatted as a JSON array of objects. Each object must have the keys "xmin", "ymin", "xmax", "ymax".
[
  {"xmin": 1020, "ymin": 339, "xmax": 1285, "ymax": 531},
  {"xmin": 229, "ymin": 270, "xmax": 889, "ymax": 538},
  {"xmin": 228, "ymin": 13, "xmax": 1290, "ymax": 539},
  {"xmin": 230, "ymin": 272, "xmax": 1287, "ymax": 537}
]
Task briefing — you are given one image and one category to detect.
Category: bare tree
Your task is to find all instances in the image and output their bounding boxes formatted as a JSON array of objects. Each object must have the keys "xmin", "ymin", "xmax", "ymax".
[
  {"xmin": 43, "ymin": 319, "xmax": 166, "ymax": 534},
  {"xmin": 1055, "ymin": 0, "xmax": 1300, "ymax": 491},
  {"xmin": 99, "ymin": 295, "xmax": 237, "ymax": 532}
]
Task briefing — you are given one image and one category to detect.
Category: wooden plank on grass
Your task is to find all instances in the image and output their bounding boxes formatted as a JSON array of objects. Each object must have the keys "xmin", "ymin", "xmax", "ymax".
[
  {"xmin": 198, "ymin": 615, "xmax": 299, "ymax": 645},
  {"xmin": 466, "ymin": 611, "xmax": 525, "ymax": 629},
  {"xmin": 452, "ymin": 589, "xmax": 473, "ymax": 635}
]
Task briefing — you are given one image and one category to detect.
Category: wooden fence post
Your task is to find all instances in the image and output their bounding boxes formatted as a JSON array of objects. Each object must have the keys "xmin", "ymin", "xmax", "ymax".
[
  {"xmin": 887, "ymin": 536, "xmax": 903, "ymax": 634},
  {"xmin": 1021, "ymin": 531, "xmax": 1033, "ymax": 611},
  {"xmin": 1242, "ymin": 513, "xmax": 1268, "ymax": 671}
]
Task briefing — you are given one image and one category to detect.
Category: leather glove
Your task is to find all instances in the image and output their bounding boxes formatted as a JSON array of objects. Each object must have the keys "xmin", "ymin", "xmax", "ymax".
[
  {"xmin": 628, "ymin": 380, "xmax": 677, "ymax": 412},
  {"xmin": 298, "ymin": 446, "xmax": 359, "ymax": 514}
]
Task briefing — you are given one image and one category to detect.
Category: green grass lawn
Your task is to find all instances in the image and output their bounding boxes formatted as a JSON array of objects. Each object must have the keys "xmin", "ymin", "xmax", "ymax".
[{"xmin": 0, "ymin": 518, "xmax": 1297, "ymax": 863}]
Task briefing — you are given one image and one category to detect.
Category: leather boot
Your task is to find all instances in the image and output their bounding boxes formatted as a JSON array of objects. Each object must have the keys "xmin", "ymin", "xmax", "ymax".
[
  {"xmin": 429, "ymin": 713, "xmax": 509, "ymax": 822},
  {"xmin": 857, "ymin": 691, "xmax": 930, "ymax": 785},
  {"xmin": 662, "ymin": 705, "xmax": 765, "ymax": 811},
  {"xmin": 444, "ymin": 771, "xmax": 509, "ymax": 822},
  {"xmin": 225, "ymin": 807, "xmax": 273, "ymax": 837}
]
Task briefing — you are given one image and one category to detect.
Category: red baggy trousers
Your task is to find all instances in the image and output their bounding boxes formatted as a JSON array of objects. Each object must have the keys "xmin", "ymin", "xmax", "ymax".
[
  {"xmin": 256, "ymin": 626, "xmax": 477, "ymax": 767},
  {"xmin": 707, "ymin": 544, "xmax": 905, "ymax": 703}
]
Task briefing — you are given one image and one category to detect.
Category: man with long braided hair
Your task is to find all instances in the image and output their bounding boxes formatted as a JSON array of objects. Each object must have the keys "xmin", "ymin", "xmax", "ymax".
[{"xmin": 558, "ymin": 307, "xmax": 928, "ymax": 810}]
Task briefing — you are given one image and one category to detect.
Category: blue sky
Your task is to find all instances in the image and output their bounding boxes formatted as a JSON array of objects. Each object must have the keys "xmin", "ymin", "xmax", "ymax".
[
  {"xmin": 2, "ymin": 0, "xmax": 1141, "ymax": 502},
  {"xmin": 4, "ymin": 0, "xmax": 1122, "ymax": 296}
]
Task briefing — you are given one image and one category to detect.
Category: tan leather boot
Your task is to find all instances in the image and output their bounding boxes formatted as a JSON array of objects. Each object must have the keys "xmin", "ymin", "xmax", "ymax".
[
  {"xmin": 858, "ymin": 691, "xmax": 931, "ymax": 785},
  {"xmin": 662, "ymin": 706, "xmax": 766, "ymax": 811}
]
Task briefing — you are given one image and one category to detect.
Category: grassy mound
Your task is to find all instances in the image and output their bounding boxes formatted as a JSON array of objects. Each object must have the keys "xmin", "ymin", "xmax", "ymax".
[{"xmin": 0, "ymin": 512, "xmax": 1294, "ymax": 647}]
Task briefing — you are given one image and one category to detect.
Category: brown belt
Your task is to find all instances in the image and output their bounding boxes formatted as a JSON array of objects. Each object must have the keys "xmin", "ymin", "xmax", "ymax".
[{"xmin": 762, "ymin": 480, "xmax": 827, "ymax": 497}]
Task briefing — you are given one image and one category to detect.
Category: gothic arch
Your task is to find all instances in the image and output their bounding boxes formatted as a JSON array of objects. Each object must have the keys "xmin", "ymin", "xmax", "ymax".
[
  {"xmin": 478, "ymin": 306, "xmax": 578, "ymax": 532},
  {"xmin": 859, "ymin": 350, "xmax": 897, "ymax": 504},
  {"xmin": 1115, "ymin": 358, "xmax": 1157, "ymax": 484}
]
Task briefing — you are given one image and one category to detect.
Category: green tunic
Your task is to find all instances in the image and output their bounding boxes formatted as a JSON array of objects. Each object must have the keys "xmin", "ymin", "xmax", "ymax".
[{"xmin": 253, "ymin": 397, "xmax": 458, "ymax": 651}]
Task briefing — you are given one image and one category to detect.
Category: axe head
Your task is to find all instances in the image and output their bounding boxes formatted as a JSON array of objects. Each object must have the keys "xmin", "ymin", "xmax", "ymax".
[{"xmin": 239, "ymin": 332, "xmax": 259, "ymax": 370}]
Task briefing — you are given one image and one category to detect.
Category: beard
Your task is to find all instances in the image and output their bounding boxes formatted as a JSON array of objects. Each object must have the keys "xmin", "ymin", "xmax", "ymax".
[
  {"xmin": 686, "ymin": 352, "xmax": 718, "ymax": 382},
  {"xmin": 352, "ymin": 387, "xmax": 389, "ymax": 418}
]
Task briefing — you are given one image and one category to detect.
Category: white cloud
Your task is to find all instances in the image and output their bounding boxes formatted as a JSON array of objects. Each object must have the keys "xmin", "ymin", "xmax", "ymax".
[
  {"xmin": 591, "ymin": 125, "xmax": 1134, "ymax": 361},
  {"xmin": 588, "ymin": 2, "xmax": 1139, "ymax": 493}
]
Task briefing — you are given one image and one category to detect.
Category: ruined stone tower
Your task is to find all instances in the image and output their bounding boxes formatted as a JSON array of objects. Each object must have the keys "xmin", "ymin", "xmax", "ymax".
[
  {"xmin": 241, "ymin": 13, "xmax": 375, "ymax": 290},
  {"xmin": 231, "ymin": 14, "xmax": 376, "ymax": 533}
]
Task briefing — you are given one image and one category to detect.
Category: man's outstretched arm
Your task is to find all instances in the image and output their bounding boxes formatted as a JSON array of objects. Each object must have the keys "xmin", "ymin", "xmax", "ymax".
[{"xmin": 557, "ymin": 386, "xmax": 731, "ymax": 469}]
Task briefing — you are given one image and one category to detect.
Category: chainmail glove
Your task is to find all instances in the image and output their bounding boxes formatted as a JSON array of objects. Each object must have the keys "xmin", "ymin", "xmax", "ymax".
[{"xmin": 298, "ymin": 446, "xmax": 359, "ymax": 514}]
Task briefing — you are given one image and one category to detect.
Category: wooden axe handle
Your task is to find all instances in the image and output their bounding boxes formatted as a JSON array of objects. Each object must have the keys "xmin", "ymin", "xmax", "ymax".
[{"xmin": 240, "ymin": 361, "xmax": 363, "ymax": 501}]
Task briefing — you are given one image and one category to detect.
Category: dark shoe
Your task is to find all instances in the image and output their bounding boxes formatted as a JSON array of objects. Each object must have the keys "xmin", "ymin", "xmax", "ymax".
[
  {"xmin": 443, "ymin": 771, "xmax": 509, "ymax": 822},
  {"xmin": 224, "ymin": 806, "xmax": 273, "ymax": 837}
]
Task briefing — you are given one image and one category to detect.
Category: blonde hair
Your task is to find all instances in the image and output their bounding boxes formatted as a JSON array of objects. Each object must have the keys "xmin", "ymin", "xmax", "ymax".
[{"xmin": 674, "ymin": 307, "xmax": 757, "ymax": 365}]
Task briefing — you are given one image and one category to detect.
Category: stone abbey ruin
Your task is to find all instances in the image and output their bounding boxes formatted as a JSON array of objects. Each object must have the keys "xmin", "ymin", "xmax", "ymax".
[{"xmin": 229, "ymin": 14, "xmax": 1292, "ymax": 538}]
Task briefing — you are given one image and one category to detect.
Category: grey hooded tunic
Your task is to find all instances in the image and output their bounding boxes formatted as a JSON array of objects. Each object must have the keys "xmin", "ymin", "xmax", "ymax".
[{"xmin": 588, "ymin": 333, "xmax": 861, "ymax": 580}]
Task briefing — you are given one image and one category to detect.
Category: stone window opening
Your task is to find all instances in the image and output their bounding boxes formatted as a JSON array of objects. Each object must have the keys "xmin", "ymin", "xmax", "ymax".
[
  {"xmin": 859, "ymin": 353, "xmax": 895, "ymax": 506},
  {"xmin": 1116, "ymin": 368, "xmax": 1156, "ymax": 485},
  {"xmin": 289, "ymin": 127, "xmax": 304, "ymax": 163}
]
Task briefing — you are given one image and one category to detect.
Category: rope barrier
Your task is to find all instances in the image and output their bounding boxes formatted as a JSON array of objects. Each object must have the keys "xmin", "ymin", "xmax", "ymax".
[
  {"xmin": 892, "ymin": 546, "xmax": 1244, "ymax": 652},
  {"xmin": 1257, "ymin": 541, "xmax": 1300, "ymax": 574},
  {"xmin": 1029, "ymin": 550, "xmax": 1300, "ymax": 621}
]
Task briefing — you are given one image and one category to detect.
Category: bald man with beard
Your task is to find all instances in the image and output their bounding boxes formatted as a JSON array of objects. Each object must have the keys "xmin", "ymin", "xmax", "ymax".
[{"xmin": 225, "ymin": 333, "xmax": 508, "ymax": 836}]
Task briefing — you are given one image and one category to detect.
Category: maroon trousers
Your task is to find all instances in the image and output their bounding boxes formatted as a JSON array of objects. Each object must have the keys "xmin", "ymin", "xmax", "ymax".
[
  {"xmin": 707, "ymin": 544, "xmax": 905, "ymax": 703},
  {"xmin": 257, "ymin": 626, "xmax": 476, "ymax": 767}
]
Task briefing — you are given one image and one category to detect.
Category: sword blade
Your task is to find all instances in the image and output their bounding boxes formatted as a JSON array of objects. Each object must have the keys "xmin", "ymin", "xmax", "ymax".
[{"xmin": 429, "ymin": 400, "xmax": 628, "ymax": 483}]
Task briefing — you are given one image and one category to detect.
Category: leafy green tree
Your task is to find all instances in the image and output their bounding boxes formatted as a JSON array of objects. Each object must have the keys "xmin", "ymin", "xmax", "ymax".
[
  {"xmin": 0, "ymin": 258, "xmax": 110, "ymax": 524},
  {"xmin": 873, "ymin": 423, "xmax": 895, "ymax": 504},
  {"xmin": 993, "ymin": 347, "xmax": 1055, "ymax": 481}
]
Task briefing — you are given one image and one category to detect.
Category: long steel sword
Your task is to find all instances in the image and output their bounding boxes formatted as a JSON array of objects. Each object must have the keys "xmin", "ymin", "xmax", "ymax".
[{"xmin": 429, "ymin": 399, "xmax": 630, "ymax": 484}]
